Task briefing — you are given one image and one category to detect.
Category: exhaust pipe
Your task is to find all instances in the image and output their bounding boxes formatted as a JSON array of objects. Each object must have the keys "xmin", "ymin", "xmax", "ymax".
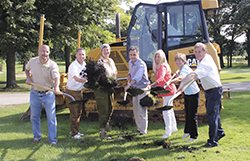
[{"xmin": 116, "ymin": 12, "xmax": 121, "ymax": 40}]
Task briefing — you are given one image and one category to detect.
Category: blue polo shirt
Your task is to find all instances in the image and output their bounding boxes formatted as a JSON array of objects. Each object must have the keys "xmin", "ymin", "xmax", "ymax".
[{"xmin": 128, "ymin": 58, "xmax": 150, "ymax": 88}]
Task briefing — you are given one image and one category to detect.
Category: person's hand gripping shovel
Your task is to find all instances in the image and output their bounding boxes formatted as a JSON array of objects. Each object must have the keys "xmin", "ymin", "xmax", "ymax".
[
  {"xmin": 156, "ymin": 78, "xmax": 196, "ymax": 111},
  {"xmin": 30, "ymin": 83, "xmax": 88, "ymax": 104}
]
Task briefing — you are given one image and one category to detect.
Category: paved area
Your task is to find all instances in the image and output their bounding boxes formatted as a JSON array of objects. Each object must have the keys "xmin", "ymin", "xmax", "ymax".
[
  {"xmin": 0, "ymin": 82, "xmax": 249, "ymax": 107},
  {"xmin": 0, "ymin": 93, "xmax": 30, "ymax": 107},
  {"xmin": 222, "ymin": 82, "xmax": 250, "ymax": 92}
]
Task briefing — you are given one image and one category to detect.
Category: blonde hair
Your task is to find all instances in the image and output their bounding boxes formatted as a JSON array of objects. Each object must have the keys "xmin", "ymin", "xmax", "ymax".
[
  {"xmin": 153, "ymin": 49, "xmax": 170, "ymax": 73},
  {"xmin": 195, "ymin": 42, "xmax": 207, "ymax": 51},
  {"xmin": 175, "ymin": 53, "xmax": 187, "ymax": 64}
]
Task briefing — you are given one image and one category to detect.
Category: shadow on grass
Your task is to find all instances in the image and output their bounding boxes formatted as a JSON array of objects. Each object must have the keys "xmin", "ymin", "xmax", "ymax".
[{"xmin": 0, "ymin": 138, "xmax": 43, "ymax": 161}]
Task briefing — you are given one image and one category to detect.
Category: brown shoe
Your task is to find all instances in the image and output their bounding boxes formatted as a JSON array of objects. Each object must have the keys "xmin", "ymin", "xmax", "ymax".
[
  {"xmin": 100, "ymin": 132, "xmax": 112, "ymax": 140},
  {"xmin": 32, "ymin": 139, "xmax": 40, "ymax": 143},
  {"xmin": 105, "ymin": 125, "xmax": 112, "ymax": 132}
]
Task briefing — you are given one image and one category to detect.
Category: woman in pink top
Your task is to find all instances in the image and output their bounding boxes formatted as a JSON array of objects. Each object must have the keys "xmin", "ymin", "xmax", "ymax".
[{"xmin": 149, "ymin": 49, "xmax": 178, "ymax": 138}]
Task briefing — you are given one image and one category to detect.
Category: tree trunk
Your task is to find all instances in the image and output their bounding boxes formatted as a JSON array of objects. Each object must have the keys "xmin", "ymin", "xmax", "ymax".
[
  {"xmin": 6, "ymin": 43, "xmax": 18, "ymax": 88},
  {"xmin": 23, "ymin": 63, "xmax": 26, "ymax": 71},
  {"xmin": 219, "ymin": 51, "xmax": 225, "ymax": 68},
  {"xmin": 228, "ymin": 40, "xmax": 234, "ymax": 68},
  {"xmin": 246, "ymin": 30, "xmax": 250, "ymax": 67},
  {"xmin": 64, "ymin": 45, "xmax": 71, "ymax": 73}
]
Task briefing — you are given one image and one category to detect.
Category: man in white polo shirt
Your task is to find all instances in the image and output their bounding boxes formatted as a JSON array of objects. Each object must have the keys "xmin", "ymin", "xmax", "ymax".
[
  {"xmin": 66, "ymin": 48, "xmax": 87, "ymax": 139},
  {"xmin": 25, "ymin": 45, "xmax": 60, "ymax": 145},
  {"xmin": 177, "ymin": 42, "xmax": 225, "ymax": 147}
]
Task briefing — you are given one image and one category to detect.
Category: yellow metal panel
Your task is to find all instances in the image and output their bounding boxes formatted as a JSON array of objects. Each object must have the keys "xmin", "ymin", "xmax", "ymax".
[
  {"xmin": 168, "ymin": 43, "xmax": 221, "ymax": 71},
  {"xmin": 201, "ymin": 0, "xmax": 219, "ymax": 10}
]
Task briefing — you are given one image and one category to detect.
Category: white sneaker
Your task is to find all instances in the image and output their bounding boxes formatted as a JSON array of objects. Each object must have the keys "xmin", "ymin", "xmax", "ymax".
[
  {"xmin": 172, "ymin": 129, "xmax": 178, "ymax": 133},
  {"xmin": 186, "ymin": 138, "xmax": 197, "ymax": 142},
  {"xmin": 72, "ymin": 134, "xmax": 83, "ymax": 139},
  {"xmin": 182, "ymin": 133, "xmax": 190, "ymax": 139},
  {"xmin": 78, "ymin": 132, "xmax": 84, "ymax": 136},
  {"xmin": 69, "ymin": 131, "xmax": 84, "ymax": 136},
  {"xmin": 161, "ymin": 133, "xmax": 171, "ymax": 139}
]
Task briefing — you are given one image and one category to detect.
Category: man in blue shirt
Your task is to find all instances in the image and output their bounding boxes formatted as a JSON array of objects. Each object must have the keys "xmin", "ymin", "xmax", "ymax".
[{"xmin": 124, "ymin": 46, "xmax": 150, "ymax": 135}]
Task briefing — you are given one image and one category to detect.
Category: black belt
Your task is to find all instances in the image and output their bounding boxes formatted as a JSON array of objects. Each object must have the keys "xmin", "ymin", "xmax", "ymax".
[
  {"xmin": 35, "ymin": 90, "xmax": 48, "ymax": 93},
  {"xmin": 205, "ymin": 86, "xmax": 222, "ymax": 92}
]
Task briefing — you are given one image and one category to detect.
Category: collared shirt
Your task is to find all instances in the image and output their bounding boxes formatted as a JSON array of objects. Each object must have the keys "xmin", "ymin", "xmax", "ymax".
[
  {"xmin": 180, "ymin": 64, "xmax": 200, "ymax": 95},
  {"xmin": 97, "ymin": 56, "xmax": 117, "ymax": 77},
  {"xmin": 128, "ymin": 58, "xmax": 150, "ymax": 88},
  {"xmin": 194, "ymin": 54, "xmax": 221, "ymax": 90},
  {"xmin": 66, "ymin": 59, "xmax": 86, "ymax": 91},
  {"xmin": 26, "ymin": 56, "xmax": 59, "ymax": 91}
]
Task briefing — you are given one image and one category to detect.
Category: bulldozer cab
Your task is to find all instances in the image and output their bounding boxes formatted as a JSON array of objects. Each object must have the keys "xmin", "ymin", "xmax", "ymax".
[{"xmin": 127, "ymin": 1, "xmax": 212, "ymax": 71}]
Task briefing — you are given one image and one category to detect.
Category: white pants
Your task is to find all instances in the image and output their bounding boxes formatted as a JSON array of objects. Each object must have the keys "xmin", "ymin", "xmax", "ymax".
[
  {"xmin": 162, "ymin": 95, "xmax": 178, "ymax": 135},
  {"xmin": 133, "ymin": 90, "xmax": 149, "ymax": 134}
]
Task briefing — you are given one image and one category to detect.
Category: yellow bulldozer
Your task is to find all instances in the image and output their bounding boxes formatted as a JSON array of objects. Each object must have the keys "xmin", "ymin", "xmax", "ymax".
[
  {"xmin": 20, "ymin": 0, "xmax": 231, "ymax": 123},
  {"xmin": 75, "ymin": 0, "xmax": 232, "ymax": 123}
]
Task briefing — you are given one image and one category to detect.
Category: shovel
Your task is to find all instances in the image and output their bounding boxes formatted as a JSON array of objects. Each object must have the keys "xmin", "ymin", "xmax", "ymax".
[
  {"xmin": 117, "ymin": 91, "xmax": 130, "ymax": 105},
  {"xmin": 163, "ymin": 69, "xmax": 180, "ymax": 89},
  {"xmin": 30, "ymin": 83, "xmax": 87, "ymax": 104},
  {"xmin": 156, "ymin": 78, "xmax": 196, "ymax": 111}
]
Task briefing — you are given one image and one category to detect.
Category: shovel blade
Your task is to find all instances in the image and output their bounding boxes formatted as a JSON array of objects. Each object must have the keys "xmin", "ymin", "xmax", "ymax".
[
  {"xmin": 117, "ymin": 100, "xmax": 130, "ymax": 106},
  {"xmin": 155, "ymin": 105, "xmax": 175, "ymax": 111},
  {"xmin": 69, "ymin": 98, "xmax": 89, "ymax": 104}
]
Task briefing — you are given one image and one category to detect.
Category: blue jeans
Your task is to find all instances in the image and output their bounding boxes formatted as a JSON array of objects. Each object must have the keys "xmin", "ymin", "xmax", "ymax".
[
  {"xmin": 205, "ymin": 88, "xmax": 224, "ymax": 146},
  {"xmin": 30, "ymin": 88, "xmax": 57, "ymax": 143}
]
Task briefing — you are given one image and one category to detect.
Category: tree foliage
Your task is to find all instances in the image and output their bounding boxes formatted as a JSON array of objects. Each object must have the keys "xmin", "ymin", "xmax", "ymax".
[
  {"xmin": 0, "ymin": 0, "xmax": 38, "ymax": 88},
  {"xmin": 206, "ymin": 0, "xmax": 250, "ymax": 68},
  {"xmin": 0, "ymin": 0, "xmax": 132, "ymax": 88},
  {"xmin": 236, "ymin": 0, "xmax": 250, "ymax": 67}
]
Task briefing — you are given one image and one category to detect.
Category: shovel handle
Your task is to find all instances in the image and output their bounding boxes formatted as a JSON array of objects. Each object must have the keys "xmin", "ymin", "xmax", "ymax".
[
  {"xmin": 124, "ymin": 91, "xmax": 128, "ymax": 101},
  {"xmin": 168, "ymin": 78, "xmax": 196, "ymax": 104},
  {"xmin": 164, "ymin": 69, "xmax": 180, "ymax": 89},
  {"xmin": 171, "ymin": 69, "xmax": 180, "ymax": 80},
  {"xmin": 30, "ymin": 83, "xmax": 63, "ymax": 95}
]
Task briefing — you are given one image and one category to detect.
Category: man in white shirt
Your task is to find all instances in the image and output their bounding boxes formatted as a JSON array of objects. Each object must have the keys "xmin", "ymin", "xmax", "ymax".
[
  {"xmin": 66, "ymin": 48, "xmax": 87, "ymax": 139},
  {"xmin": 177, "ymin": 42, "xmax": 225, "ymax": 147}
]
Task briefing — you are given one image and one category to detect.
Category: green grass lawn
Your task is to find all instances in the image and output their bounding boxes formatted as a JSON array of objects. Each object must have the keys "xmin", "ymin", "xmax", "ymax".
[{"xmin": 0, "ymin": 91, "xmax": 250, "ymax": 160}]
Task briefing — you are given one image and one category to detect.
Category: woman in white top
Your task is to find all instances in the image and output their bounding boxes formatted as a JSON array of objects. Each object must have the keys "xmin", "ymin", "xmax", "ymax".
[{"xmin": 170, "ymin": 53, "xmax": 200, "ymax": 142}]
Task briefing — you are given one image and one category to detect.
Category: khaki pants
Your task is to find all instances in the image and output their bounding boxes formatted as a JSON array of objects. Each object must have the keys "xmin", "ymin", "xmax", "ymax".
[
  {"xmin": 94, "ymin": 87, "xmax": 114, "ymax": 128},
  {"xmin": 66, "ymin": 89, "xmax": 82, "ymax": 136},
  {"xmin": 133, "ymin": 90, "xmax": 149, "ymax": 134}
]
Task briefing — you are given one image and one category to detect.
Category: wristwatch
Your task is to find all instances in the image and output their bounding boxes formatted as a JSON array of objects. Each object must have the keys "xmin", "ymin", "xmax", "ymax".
[{"xmin": 128, "ymin": 82, "xmax": 131, "ymax": 86}]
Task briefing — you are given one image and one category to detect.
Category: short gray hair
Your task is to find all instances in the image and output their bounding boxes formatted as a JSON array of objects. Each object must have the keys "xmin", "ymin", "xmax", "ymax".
[
  {"xmin": 195, "ymin": 42, "xmax": 207, "ymax": 51},
  {"xmin": 101, "ymin": 44, "xmax": 110, "ymax": 52},
  {"xmin": 76, "ymin": 48, "xmax": 86, "ymax": 55}
]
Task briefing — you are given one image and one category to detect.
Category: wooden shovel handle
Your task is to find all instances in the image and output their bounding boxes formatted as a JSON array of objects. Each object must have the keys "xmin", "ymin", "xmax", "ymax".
[
  {"xmin": 30, "ymin": 83, "xmax": 63, "ymax": 95},
  {"xmin": 168, "ymin": 78, "xmax": 197, "ymax": 104}
]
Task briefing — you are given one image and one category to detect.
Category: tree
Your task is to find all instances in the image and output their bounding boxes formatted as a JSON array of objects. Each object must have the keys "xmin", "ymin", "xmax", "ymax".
[
  {"xmin": 206, "ymin": 0, "xmax": 247, "ymax": 68},
  {"xmin": 236, "ymin": 0, "xmax": 250, "ymax": 67},
  {"xmin": 34, "ymin": 0, "xmax": 122, "ymax": 72},
  {"xmin": 0, "ymin": 0, "xmax": 38, "ymax": 88}
]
